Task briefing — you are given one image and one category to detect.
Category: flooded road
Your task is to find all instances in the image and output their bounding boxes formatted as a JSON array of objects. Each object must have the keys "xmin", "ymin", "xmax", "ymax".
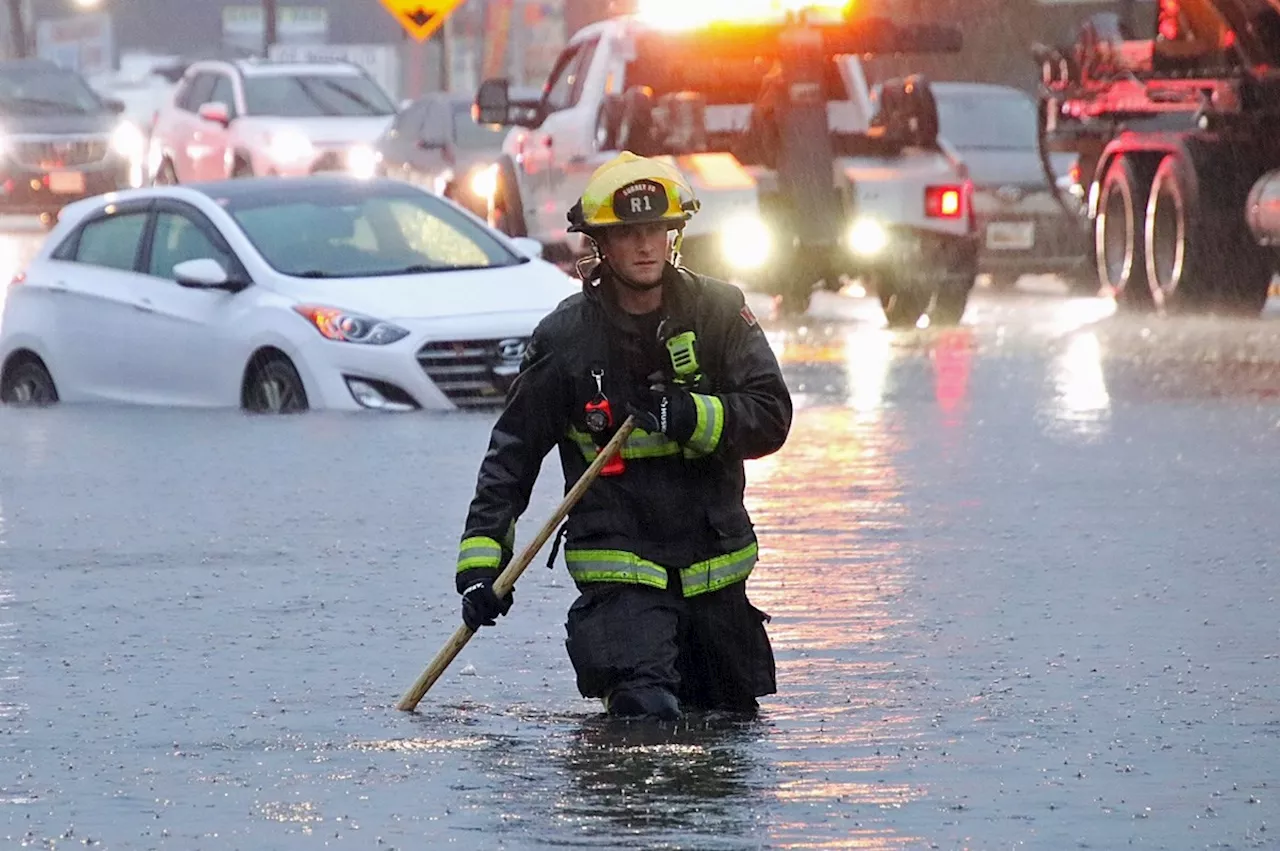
[{"xmin": 1, "ymin": 242, "xmax": 1278, "ymax": 849}]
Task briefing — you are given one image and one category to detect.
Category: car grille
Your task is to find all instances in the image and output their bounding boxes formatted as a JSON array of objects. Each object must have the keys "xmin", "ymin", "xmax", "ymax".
[
  {"xmin": 417, "ymin": 337, "xmax": 528, "ymax": 407},
  {"xmin": 9, "ymin": 135, "xmax": 109, "ymax": 169}
]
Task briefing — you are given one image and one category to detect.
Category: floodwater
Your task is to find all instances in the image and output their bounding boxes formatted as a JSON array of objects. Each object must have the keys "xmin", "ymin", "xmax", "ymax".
[{"xmin": 1, "ymin": 256, "xmax": 1278, "ymax": 848}]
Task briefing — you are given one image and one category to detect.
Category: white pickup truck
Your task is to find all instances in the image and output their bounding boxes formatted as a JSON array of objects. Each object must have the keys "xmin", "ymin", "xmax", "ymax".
[{"xmin": 474, "ymin": 7, "xmax": 978, "ymax": 325}]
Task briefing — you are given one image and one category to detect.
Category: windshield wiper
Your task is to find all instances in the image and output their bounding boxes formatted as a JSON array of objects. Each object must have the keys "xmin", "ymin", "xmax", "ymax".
[
  {"xmin": 292, "ymin": 269, "xmax": 338, "ymax": 278},
  {"xmin": 292, "ymin": 79, "xmax": 342, "ymax": 117},
  {"xmin": 313, "ymin": 78, "xmax": 386, "ymax": 114}
]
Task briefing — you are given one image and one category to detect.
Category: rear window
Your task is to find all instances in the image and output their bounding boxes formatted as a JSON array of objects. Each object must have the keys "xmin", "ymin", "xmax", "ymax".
[{"xmin": 935, "ymin": 89, "xmax": 1038, "ymax": 151}]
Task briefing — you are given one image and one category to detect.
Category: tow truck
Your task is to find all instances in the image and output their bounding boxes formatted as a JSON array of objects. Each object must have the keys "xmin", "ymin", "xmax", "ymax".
[
  {"xmin": 1037, "ymin": 0, "xmax": 1280, "ymax": 314},
  {"xmin": 473, "ymin": 0, "xmax": 978, "ymax": 326}
]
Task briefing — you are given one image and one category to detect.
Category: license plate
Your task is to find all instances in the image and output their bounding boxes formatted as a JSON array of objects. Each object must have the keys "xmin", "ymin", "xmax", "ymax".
[
  {"xmin": 49, "ymin": 171, "xmax": 86, "ymax": 195},
  {"xmin": 986, "ymin": 221, "xmax": 1035, "ymax": 250}
]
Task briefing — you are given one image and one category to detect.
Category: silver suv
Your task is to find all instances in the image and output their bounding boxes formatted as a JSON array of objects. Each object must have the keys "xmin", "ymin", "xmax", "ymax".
[{"xmin": 147, "ymin": 59, "xmax": 397, "ymax": 185}]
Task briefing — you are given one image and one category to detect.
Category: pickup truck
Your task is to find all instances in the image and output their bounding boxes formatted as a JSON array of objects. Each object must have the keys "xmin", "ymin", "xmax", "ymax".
[{"xmin": 473, "ymin": 5, "xmax": 979, "ymax": 326}]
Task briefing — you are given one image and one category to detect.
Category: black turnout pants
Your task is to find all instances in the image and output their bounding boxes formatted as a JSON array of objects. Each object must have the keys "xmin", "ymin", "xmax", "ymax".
[{"xmin": 564, "ymin": 580, "xmax": 776, "ymax": 712}]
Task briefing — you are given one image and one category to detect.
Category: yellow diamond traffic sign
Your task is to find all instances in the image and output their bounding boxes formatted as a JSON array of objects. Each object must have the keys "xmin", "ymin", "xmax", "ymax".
[{"xmin": 379, "ymin": 0, "xmax": 463, "ymax": 42}]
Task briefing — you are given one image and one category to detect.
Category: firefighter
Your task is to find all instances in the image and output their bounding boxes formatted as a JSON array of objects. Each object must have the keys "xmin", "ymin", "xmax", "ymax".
[{"xmin": 454, "ymin": 151, "xmax": 793, "ymax": 721}]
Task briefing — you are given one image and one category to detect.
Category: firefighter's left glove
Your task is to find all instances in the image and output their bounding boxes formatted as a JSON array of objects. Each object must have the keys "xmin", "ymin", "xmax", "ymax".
[
  {"xmin": 628, "ymin": 382, "xmax": 697, "ymax": 443},
  {"xmin": 461, "ymin": 578, "xmax": 513, "ymax": 631}
]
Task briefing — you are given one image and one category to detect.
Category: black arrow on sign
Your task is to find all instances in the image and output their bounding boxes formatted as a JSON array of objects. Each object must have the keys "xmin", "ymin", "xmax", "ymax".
[{"xmin": 405, "ymin": 8, "xmax": 436, "ymax": 28}]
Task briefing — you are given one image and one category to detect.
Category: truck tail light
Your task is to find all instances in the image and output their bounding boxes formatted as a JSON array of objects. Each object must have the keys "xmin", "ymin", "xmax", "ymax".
[{"xmin": 925, "ymin": 185, "xmax": 964, "ymax": 219}]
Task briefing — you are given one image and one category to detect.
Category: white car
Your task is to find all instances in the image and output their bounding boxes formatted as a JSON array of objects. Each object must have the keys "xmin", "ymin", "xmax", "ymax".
[
  {"xmin": 0, "ymin": 176, "xmax": 577, "ymax": 412},
  {"xmin": 147, "ymin": 59, "xmax": 397, "ymax": 185}
]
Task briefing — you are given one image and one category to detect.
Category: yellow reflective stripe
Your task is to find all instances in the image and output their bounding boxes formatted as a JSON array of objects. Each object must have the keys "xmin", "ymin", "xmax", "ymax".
[
  {"xmin": 565, "ymin": 549, "xmax": 670, "ymax": 589},
  {"xmin": 457, "ymin": 535, "xmax": 503, "ymax": 572},
  {"xmin": 565, "ymin": 427, "xmax": 682, "ymax": 460},
  {"xmin": 680, "ymin": 542, "xmax": 757, "ymax": 597},
  {"xmin": 683, "ymin": 393, "xmax": 724, "ymax": 457}
]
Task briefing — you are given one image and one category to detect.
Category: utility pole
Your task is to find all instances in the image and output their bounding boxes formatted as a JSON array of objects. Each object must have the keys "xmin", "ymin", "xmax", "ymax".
[
  {"xmin": 262, "ymin": 0, "xmax": 277, "ymax": 58},
  {"xmin": 6, "ymin": 0, "xmax": 26, "ymax": 59}
]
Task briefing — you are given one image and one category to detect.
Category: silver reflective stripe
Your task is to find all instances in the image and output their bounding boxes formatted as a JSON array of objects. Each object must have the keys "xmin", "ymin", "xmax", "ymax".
[
  {"xmin": 680, "ymin": 543, "xmax": 758, "ymax": 596},
  {"xmin": 565, "ymin": 549, "xmax": 669, "ymax": 590},
  {"xmin": 457, "ymin": 536, "xmax": 503, "ymax": 571}
]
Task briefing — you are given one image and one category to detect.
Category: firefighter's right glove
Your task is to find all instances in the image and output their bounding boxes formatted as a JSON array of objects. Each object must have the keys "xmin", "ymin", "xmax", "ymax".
[
  {"xmin": 461, "ymin": 578, "xmax": 513, "ymax": 630},
  {"xmin": 628, "ymin": 383, "xmax": 697, "ymax": 443}
]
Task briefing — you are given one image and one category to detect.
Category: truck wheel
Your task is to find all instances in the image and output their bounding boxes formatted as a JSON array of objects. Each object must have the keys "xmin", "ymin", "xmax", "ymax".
[
  {"xmin": 777, "ymin": 282, "xmax": 813, "ymax": 316},
  {"xmin": 878, "ymin": 280, "xmax": 928, "ymax": 329},
  {"xmin": 1096, "ymin": 156, "xmax": 1155, "ymax": 310},
  {"xmin": 1144, "ymin": 150, "xmax": 1272, "ymax": 315},
  {"xmin": 989, "ymin": 273, "xmax": 1019, "ymax": 293},
  {"xmin": 930, "ymin": 281, "xmax": 973, "ymax": 326},
  {"xmin": 491, "ymin": 160, "xmax": 527, "ymax": 237}
]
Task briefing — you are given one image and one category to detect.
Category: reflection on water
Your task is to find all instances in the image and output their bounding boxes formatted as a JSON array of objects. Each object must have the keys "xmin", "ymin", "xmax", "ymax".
[
  {"xmin": 746, "ymin": 325, "xmax": 934, "ymax": 847},
  {"xmin": 0, "ymin": 496, "xmax": 31, "ymax": 804},
  {"xmin": 1044, "ymin": 330, "xmax": 1111, "ymax": 439}
]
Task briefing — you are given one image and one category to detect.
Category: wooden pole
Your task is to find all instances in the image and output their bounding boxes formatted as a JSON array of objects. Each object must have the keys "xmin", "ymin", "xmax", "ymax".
[{"xmin": 396, "ymin": 417, "xmax": 637, "ymax": 712}]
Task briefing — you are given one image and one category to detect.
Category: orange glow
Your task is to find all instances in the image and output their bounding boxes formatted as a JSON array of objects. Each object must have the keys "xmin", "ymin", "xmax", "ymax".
[
  {"xmin": 635, "ymin": 0, "xmax": 852, "ymax": 29},
  {"xmin": 674, "ymin": 152, "xmax": 756, "ymax": 190},
  {"xmin": 292, "ymin": 305, "xmax": 348, "ymax": 341}
]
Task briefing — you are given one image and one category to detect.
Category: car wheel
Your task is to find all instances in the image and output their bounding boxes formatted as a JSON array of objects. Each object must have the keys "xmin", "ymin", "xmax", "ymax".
[
  {"xmin": 242, "ymin": 352, "xmax": 308, "ymax": 414},
  {"xmin": 878, "ymin": 278, "xmax": 928, "ymax": 329},
  {"xmin": 154, "ymin": 157, "xmax": 178, "ymax": 186},
  {"xmin": 0, "ymin": 356, "xmax": 58, "ymax": 406},
  {"xmin": 231, "ymin": 159, "xmax": 254, "ymax": 179}
]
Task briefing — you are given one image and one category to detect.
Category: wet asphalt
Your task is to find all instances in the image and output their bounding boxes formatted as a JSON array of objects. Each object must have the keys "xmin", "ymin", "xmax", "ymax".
[{"xmin": 1, "ymin": 234, "xmax": 1278, "ymax": 849}]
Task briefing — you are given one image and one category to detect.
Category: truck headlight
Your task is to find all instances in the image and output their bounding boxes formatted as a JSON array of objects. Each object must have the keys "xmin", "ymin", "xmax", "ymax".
[
  {"xmin": 721, "ymin": 213, "xmax": 772, "ymax": 271},
  {"xmin": 346, "ymin": 144, "xmax": 379, "ymax": 180},
  {"xmin": 847, "ymin": 218, "xmax": 889, "ymax": 257},
  {"xmin": 110, "ymin": 121, "xmax": 145, "ymax": 161},
  {"xmin": 470, "ymin": 163, "xmax": 499, "ymax": 200}
]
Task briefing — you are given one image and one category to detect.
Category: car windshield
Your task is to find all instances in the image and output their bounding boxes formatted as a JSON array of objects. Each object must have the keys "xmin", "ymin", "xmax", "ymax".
[
  {"xmin": 451, "ymin": 103, "xmax": 506, "ymax": 150},
  {"xmin": 935, "ymin": 90, "xmax": 1038, "ymax": 150},
  {"xmin": 223, "ymin": 182, "xmax": 522, "ymax": 278},
  {"xmin": 0, "ymin": 67, "xmax": 105, "ymax": 115},
  {"xmin": 243, "ymin": 73, "xmax": 396, "ymax": 117}
]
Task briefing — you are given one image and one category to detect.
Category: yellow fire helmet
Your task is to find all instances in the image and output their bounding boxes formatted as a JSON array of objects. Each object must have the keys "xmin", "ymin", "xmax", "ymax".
[{"xmin": 567, "ymin": 151, "xmax": 700, "ymax": 234}]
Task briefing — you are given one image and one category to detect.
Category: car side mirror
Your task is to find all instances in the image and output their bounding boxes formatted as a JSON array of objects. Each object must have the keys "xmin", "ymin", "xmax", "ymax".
[
  {"xmin": 475, "ymin": 77, "xmax": 518, "ymax": 126},
  {"xmin": 511, "ymin": 237, "xmax": 543, "ymax": 260},
  {"xmin": 104, "ymin": 97, "xmax": 126, "ymax": 115},
  {"xmin": 174, "ymin": 258, "xmax": 234, "ymax": 289},
  {"xmin": 198, "ymin": 101, "xmax": 231, "ymax": 127}
]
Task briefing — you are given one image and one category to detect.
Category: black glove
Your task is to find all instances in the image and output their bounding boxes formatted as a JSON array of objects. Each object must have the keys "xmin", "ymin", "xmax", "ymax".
[
  {"xmin": 461, "ymin": 578, "xmax": 513, "ymax": 630},
  {"xmin": 628, "ymin": 382, "xmax": 697, "ymax": 443}
]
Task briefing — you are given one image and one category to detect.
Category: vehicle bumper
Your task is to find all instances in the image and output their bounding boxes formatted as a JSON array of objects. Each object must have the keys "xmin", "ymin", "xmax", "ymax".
[
  {"xmin": 683, "ymin": 225, "xmax": 977, "ymax": 293},
  {"xmin": 974, "ymin": 211, "xmax": 1091, "ymax": 277},
  {"xmin": 0, "ymin": 160, "xmax": 132, "ymax": 214},
  {"xmin": 293, "ymin": 315, "xmax": 542, "ymax": 413}
]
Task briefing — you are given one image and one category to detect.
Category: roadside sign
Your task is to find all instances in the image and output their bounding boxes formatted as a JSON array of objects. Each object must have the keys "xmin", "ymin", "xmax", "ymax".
[
  {"xmin": 36, "ymin": 12, "xmax": 115, "ymax": 76},
  {"xmin": 378, "ymin": 0, "xmax": 463, "ymax": 42}
]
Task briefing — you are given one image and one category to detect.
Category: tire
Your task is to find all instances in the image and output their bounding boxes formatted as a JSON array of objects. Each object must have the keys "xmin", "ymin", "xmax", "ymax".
[
  {"xmin": 930, "ymin": 281, "xmax": 973, "ymax": 326},
  {"xmin": 242, "ymin": 352, "xmax": 308, "ymax": 414},
  {"xmin": 492, "ymin": 160, "xmax": 527, "ymax": 237},
  {"xmin": 989, "ymin": 273, "xmax": 1019, "ymax": 293},
  {"xmin": 1095, "ymin": 155, "xmax": 1156, "ymax": 310},
  {"xmin": 0, "ymin": 355, "xmax": 58, "ymax": 406},
  {"xmin": 777, "ymin": 282, "xmax": 812, "ymax": 317},
  {"xmin": 231, "ymin": 158, "xmax": 254, "ymax": 179},
  {"xmin": 154, "ymin": 157, "xmax": 178, "ymax": 186},
  {"xmin": 878, "ymin": 278, "xmax": 929, "ymax": 328},
  {"xmin": 1144, "ymin": 150, "xmax": 1273, "ymax": 315}
]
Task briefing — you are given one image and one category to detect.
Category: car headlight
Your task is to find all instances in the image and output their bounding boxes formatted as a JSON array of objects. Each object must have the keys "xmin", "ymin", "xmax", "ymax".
[
  {"xmin": 470, "ymin": 163, "xmax": 499, "ymax": 200},
  {"xmin": 720, "ymin": 212, "xmax": 772, "ymax": 271},
  {"xmin": 847, "ymin": 218, "xmax": 889, "ymax": 257},
  {"xmin": 269, "ymin": 130, "xmax": 314, "ymax": 164},
  {"xmin": 346, "ymin": 144, "xmax": 379, "ymax": 180},
  {"xmin": 110, "ymin": 121, "xmax": 145, "ymax": 161},
  {"xmin": 292, "ymin": 305, "xmax": 409, "ymax": 345}
]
